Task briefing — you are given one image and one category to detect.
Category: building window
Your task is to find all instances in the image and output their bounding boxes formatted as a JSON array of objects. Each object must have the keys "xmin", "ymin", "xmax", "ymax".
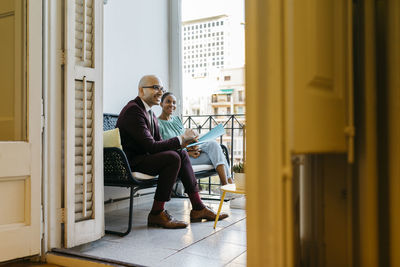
[
  {"xmin": 224, "ymin": 75, "xmax": 231, "ymax": 81},
  {"xmin": 214, "ymin": 107, "xmax": 218, "ymax": 114},
  {"xmin": 239, "ymin": 91, "xmax": 244, "ymax": 101}
]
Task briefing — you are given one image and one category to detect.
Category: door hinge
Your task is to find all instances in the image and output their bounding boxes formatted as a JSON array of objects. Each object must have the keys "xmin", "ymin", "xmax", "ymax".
[
  {"xmin": 60, "ymin": 49, "xmax": 66, "ymax": 66},
  {"xmin": 344, "ymin": 126, "xmax": 355, "ymax": 164},
  {"xmin": 40, "ymin": 204, "xmax": 44, "ymax": 237},
  {"xmin": 41, "ymin": 98, "xmax": 45, "ymax": 133},
  {"xmin": 344, "ymin": 126, "xmax": 355, "ymax": 137},
  {"xmin": 282, "ymin": 165, "xmax": 292, "ymax": 181},
  {"xmin": 59, "ymin": 208, "xmax": 65, "ymax": 223}
]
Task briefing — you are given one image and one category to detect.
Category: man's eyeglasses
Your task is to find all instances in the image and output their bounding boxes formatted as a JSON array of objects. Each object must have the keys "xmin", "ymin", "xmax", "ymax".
[{"xmin": 142, "ymin": 85, "xmax": 166, "ymax": 93}]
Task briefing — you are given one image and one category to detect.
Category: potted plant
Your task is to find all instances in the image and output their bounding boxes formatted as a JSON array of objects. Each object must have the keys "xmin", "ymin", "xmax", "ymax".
[{"xmin": 232, "ymin": 162, "xmax": 245, "ymax": 190}]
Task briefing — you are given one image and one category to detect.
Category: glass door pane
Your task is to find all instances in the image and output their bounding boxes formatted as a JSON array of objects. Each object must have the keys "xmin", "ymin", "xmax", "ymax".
[{"xmin": 0, "ymin": 0, "xmax": 27, "ymax": 141}]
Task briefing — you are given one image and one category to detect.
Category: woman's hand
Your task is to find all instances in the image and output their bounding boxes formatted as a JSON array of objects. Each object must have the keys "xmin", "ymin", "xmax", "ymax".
[
  {"xmin": 188, "ymin": 149, "xmax": 201, "ymax": 158},
  {"xmin": 187, "ymin": 145, "xmax": 199, "ymax": 151},
  {"xmin": 181, "ymin": 138, "xmax": 198, "ymax": 149}
]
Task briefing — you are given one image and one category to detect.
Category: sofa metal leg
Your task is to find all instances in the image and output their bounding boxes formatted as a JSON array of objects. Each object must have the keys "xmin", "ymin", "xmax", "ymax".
[{"xmin": 105, "ymin": 186, "xmax": 134, "ymax": 237}]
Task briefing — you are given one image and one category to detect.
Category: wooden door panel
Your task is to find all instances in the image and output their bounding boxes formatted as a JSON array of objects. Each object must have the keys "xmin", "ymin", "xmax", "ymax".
[
  {"xmin": 0, "ymin": 0, "xmax": 42, "ymax": 262},
  {"xmin": 291, "ymin": 0, "xmax": 349, "ymax": 153}
]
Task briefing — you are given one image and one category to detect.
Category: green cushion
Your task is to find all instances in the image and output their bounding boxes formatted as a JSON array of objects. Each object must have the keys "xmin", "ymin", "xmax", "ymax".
[{"xmin": 103, "ymin": 128, "xmax": 122, "ymax": 150}]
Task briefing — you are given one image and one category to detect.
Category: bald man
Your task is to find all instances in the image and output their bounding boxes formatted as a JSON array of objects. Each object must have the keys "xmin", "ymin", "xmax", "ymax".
[{"xmin": 116, "ymin": 75, "xmax": 227, "ymax": 229}]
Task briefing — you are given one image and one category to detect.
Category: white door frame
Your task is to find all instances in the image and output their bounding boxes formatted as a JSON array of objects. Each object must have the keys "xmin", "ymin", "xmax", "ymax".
[{"xmin": 41, "ymin": 0, "xmax": 64, "ymax": 253}]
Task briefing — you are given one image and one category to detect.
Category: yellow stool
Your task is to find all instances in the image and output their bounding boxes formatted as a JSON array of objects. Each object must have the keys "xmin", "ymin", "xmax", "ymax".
[{"xmin": 214, "ymin": 184, "xmax": 246, "ymax": 229}]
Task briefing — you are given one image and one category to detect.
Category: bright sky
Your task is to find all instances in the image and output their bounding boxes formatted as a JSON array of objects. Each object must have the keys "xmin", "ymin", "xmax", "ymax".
[{"xmin": 182, "ymin": 0, "xmax": 245, "ymax": 22}]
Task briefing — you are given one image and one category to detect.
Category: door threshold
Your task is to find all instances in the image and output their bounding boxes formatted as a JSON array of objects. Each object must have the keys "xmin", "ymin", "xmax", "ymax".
[{"xmin": 47, "ymin": 249, "xmax": 144, "ymax": 267}]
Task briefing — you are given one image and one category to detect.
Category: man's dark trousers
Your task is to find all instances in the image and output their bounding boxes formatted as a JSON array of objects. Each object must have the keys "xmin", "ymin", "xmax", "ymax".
[
  {"xmin": 133, "ymin": 150, "xmax": 198, "ymax": 201},
  {"xmin": 116, "ymin": 96, "xmax": 199, "ymax": 202}
]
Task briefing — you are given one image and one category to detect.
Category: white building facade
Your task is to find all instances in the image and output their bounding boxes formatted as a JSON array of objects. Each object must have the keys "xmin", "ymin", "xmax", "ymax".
[{"xmin": 182, "ymin": 15, "xmax": 230, "ymax": 78}]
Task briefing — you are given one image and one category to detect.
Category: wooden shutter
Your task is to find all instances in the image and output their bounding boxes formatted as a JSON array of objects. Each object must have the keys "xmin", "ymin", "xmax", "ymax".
[
  {"xmin": 64, "ymin": 0, "xmax": 103, "ymax": 248},
  {"xmin": 288, "ymin": 0, "xmax": 354, "ymax": 157}
]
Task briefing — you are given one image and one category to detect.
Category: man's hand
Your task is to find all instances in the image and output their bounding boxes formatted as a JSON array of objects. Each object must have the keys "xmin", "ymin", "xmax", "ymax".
[{"xmin": 182, "ymin": 128, "xmax": 199, "ymax": 142}]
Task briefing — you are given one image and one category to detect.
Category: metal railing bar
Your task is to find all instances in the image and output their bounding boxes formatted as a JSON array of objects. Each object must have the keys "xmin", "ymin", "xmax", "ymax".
[
  {"xmin": 182, "ymin": 113, "xmax": 246, "ymax": 195},
  {"xmin": 183, "ymin": 113, "xmax": 245, "ymax": 117}
]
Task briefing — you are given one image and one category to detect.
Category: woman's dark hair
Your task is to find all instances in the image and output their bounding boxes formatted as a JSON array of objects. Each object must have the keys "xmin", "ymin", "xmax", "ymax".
[{"xmin": 161, "ymin": 92, "xmax": 174, "ymax": 103}]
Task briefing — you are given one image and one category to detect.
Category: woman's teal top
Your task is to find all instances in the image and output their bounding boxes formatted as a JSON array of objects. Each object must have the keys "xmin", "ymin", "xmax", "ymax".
[{"xmin": 158, "ymin": 115, "xmax": 184, "ymax": 140}]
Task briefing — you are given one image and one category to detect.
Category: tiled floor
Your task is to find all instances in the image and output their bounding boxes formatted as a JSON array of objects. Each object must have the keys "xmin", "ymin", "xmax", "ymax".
[{"xmin": 70, "ymin": 197, "xmax": 247, "ymax": 267}]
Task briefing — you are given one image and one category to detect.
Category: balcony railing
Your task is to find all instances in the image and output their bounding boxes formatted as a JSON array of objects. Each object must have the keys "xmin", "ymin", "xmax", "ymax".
[{"xmin": 182, "ymin": 114, "xmax": 245, "ymax": 196}]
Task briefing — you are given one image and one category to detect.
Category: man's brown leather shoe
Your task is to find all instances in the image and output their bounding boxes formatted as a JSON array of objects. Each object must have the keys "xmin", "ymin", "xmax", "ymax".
[
  {"xmin": 147, "ymin": 210, "xmax": 188, "ymax": 229},
  {"xmin": 190, "ymin": 206, "xmax": 229, "ymax": 222}
]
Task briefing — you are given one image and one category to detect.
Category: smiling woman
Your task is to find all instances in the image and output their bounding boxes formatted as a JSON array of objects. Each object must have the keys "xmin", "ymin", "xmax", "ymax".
[{"xmin": 158, "ymin": 92, "xmax": 233, "ymax": 186}]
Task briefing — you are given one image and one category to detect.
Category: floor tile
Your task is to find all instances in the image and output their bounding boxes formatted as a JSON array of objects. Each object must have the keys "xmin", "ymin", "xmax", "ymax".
[
  {"xmin": 180, "ymin": 236, "xmax": 247, "ymax": 263},
  {"xmin": 71, "ymin": 198, "xmax": 247, "ymax": 266},
  {"xmin": 213, "ymin": 228, "xmax": 247, "ymax": 246},
  {"xmin": 224, "ymin": 263, "xmax": 246, "ymax": 267},
  {"xmin": 79, "ymin": 240, "xmax": 177, "ymax": 266},
  {"xmin": 229, "ymin": 252, "xmax": 246, "ymax": 265},
  {"xmin": 159, "ymin": 252, "xmax": 225, "ymax": 267}
]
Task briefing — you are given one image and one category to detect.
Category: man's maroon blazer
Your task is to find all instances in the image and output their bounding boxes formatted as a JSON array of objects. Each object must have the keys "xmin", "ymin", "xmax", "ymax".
[{"xmin": 116, "ymin": 96, "xmax": 181, "ymax": 168}]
